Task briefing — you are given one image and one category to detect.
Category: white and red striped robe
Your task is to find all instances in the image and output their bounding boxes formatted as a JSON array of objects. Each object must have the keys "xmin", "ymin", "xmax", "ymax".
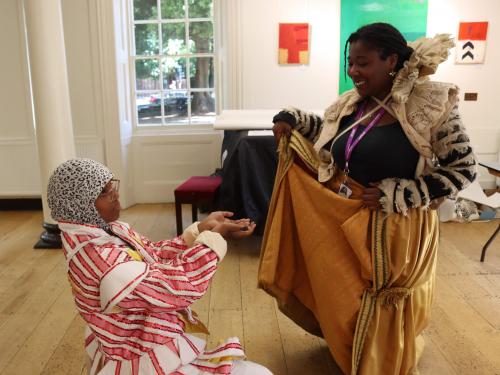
[{"xmin": 59, "ymin": 221, "xmax": 244, "ymax": 375}]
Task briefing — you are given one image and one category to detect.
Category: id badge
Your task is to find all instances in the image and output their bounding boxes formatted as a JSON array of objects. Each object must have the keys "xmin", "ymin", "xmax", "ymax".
[{"xmin": 338, "ymin": 182, "xmax": 352, "ymax": 198}]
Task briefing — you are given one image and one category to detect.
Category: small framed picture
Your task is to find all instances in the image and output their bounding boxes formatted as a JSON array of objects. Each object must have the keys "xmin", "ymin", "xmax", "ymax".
[{"xmin": 278, "ymin": 23, "xmax": 310, "ymax": 65}]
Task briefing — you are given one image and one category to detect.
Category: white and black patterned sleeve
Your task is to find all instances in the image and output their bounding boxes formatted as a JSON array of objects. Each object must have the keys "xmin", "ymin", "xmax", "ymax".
[
  {"xmin": 273, "ymin": 107, "xmax": 324, "ymax": 143},
  {"xmin": 378, "ymin": 105, "xmax": 477, "ymax": 215}
]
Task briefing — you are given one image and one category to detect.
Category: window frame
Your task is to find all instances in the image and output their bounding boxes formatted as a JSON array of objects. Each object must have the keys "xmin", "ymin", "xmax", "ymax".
[{"xmin": 128, "ymin": 0, "xmax": 221, "ymax": 132}]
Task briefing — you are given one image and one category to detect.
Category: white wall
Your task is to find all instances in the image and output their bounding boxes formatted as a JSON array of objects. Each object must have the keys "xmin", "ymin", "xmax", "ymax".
[
  {"xmin": 239, "ymin": 0, "xmax": 340, "ymax": 110},
  {"xmin": 132, "ymin": 132, "xmax": 222, "ymax": 202},
  {"xmin": 427, "ymin": 0, "xmax": 500, "ymax": 187},
  {"xmin": 0, "ymin": 0, "xmax": 106, "ymax": 198},
  {"xmin": 0, "ymin": 0, "xmax": 40, "ymax": 197},
  {"xmin": 61, "ymin": 0, "xmax": 106, "ymax": 163}
]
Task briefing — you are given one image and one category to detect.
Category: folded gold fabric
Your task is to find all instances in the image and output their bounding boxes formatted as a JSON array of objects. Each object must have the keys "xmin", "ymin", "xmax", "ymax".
[{"xmin": 258, "ymin": 131, "xmax": 438, "ymax": 375}]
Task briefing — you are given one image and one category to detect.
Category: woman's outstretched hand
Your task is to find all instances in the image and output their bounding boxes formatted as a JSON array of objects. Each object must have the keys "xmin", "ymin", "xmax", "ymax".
[
  {"xmin": 212, "ymin": 219, "xmax": 256, "ymax": 240},
  {"xmin": 272, "ymin": 121, "xmax": 292, "ymax": 141},
  {"xmin": 362, "ymin": 183, "xmax": 382, "ymax": 210},
  {"xmin": 198, "ymin": 211, "xmax": 234, "ymax": 232},
  {"xmin": 198, "ymin": 211, "xmax": 256, "ymax": 239}
]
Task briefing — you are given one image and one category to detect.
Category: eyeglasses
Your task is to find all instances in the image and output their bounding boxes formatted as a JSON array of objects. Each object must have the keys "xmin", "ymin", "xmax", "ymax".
[
  {"xmin": 109, "ymin": 179, "xmax": 120, "ymax": 192},
  {"xmin": 99, "ymin": 179, "xmax": 120, "ymax": 202}
]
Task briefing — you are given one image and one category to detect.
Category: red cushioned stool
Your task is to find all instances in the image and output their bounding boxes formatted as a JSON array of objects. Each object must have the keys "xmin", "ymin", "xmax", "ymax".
[{"xmin": 174, "ymin": 175, "xmax": 222, "ymax": 235}]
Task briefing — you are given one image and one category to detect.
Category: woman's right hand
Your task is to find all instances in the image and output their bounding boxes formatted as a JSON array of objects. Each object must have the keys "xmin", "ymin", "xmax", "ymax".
[
  {"xmin": 197, "ymin": 211, "xmax": 234, "ymax": 233},
  {"xmin": 211, "ymin": 219, "xmax": 256, "ymax": 240},
  {"xmin": 272, "ymin": 121, "xmax": 292, "ymax": 141}
]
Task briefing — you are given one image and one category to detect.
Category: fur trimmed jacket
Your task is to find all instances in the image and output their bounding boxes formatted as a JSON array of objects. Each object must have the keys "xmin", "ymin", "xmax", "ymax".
[{"xmin": 273, "ymin": 34, "xmax": 477, "ymax": 215}]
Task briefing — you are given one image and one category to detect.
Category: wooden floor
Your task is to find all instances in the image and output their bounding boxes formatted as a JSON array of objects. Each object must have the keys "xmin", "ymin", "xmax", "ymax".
[{"xmin": 0, "ymin": 204, "xmax": 499, "ymax": 375}]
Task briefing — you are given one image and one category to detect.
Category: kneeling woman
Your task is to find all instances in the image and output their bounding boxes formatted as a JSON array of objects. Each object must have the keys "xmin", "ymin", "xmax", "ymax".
[{"xmin": 47, "ymin": 158, "xmax": 272, "ymax": 375}]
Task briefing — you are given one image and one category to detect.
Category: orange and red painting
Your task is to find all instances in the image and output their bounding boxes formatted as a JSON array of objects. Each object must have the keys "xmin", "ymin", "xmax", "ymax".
[{"xmin": 278, "ymin": 23, "xmax": 310, "ymax": 65}]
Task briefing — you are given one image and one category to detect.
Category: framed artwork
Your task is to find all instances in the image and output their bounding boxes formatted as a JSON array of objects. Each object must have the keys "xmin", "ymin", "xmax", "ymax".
[
  {"xmin": 278, "ymin": 23, "xmax": 310, "ymax": 65},
  {"xmin": 456, "ymin": 22, "xmax": 488, "ymax": 64},
  {"xmin": 339, "ymin": 0, "xmax": 428, "ymax": 94}
]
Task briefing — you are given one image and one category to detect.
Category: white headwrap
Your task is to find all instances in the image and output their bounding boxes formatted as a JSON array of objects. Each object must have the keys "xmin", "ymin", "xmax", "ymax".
[{"xmin": 47, "ymin": 158, "xmax": 113, "ymax": 229}]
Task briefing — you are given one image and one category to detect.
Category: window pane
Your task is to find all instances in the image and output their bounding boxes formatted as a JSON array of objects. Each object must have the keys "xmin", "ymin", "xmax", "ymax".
[
  {"xmin": 134, "ymin": 0, "xmax": 158, "ymax": 20},
  {"xmin": 135, "ymin": 59, "xmax": 160, "ymax": 90},
  {"xmin": 162, "ymin": 57, "xmax": 187, "ymax": 90},
  {"xmin": 191, "ymin": 92, "xmax": 215, "ymax": 124},
  {"xmin": 162, "ymin": 23, "xmax": 186, "ymax": 55},
  {"xmin": 188, "ymin": 0, "xmax": 213, "ymax": 18},
  {"xmin": 134, "ymin": 24, "xmax": 159, "ymax": 55},
  {"xmin": 133, "ymin": 0, "xmax": 216, "ymax": 127},
  {"xmin": 161, "ymin": 0, "xmax": 185, "ymax": 19},
  {"xmin": 188, "ymin": 22, "xmax": 213, "ymax": 53},
  {"xmin": 163, "ymin": 91, "xmax": 189, "ymax": 125},
  {"xmin": 137, "ymin": 93, "xmax": 162, "ymax": 125},
  {"xmin": 189, "ymin": 57, "xmax": 214, "ymax": 89}
]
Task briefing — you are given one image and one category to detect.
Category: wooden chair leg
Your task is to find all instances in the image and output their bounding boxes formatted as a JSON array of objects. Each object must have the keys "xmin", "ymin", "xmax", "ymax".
[
  {"xmin": 192, "ymin": 204, "xmax": 198, "ymax": 222},
  {"xmin": 175, "ymin": 200, "xmax": 183, "ymax": 236}
]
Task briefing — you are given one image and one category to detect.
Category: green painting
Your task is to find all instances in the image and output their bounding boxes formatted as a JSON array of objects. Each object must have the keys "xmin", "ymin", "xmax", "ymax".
[{"xmin": 339, "ymin": 0, "xmax": 428, "ymax": 94}]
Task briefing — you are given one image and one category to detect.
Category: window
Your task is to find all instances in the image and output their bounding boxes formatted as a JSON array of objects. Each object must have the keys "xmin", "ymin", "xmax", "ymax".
[{"xmin": 131, "ymin": 0, "xmax": 216, "ymax": 126}]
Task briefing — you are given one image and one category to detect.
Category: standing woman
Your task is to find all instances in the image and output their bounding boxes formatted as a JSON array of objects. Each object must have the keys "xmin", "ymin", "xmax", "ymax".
[
  {"xmin": 47, "ymin": 158, "xmax": 272, "ymax": 375},
  {"xmin": 259, "ymin": 23, "xmax": 476, "ymax": 374}
]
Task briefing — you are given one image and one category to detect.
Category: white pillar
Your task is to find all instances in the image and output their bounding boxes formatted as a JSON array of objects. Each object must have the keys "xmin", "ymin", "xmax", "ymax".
[{"xmin": 24, "ymin": 0, "xmax": 76, "ymax": 247}]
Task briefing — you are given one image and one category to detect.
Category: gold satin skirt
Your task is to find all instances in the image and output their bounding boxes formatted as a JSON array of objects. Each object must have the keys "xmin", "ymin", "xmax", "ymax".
[{"xmin": 258, "ymin": 131, "xmax": 438, "ymax": 375}]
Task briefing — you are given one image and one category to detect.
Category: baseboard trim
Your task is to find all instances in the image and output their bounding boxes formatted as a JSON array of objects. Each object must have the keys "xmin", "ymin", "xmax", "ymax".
[{"xmin": 0, "ymin": 198, "xmax": 43, "ymax": 210}]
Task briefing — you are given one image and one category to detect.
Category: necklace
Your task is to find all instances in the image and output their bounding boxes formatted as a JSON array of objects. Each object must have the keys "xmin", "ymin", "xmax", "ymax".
[{"xmin": 363, "ymin": 102, "xmax": 382, "ymax": 119}]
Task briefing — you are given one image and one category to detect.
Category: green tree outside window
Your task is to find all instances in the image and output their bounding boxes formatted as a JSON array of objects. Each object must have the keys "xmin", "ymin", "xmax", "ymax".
[{"xmin": 133, "ymin": 0, "xmax": 215, "ymax": 125}]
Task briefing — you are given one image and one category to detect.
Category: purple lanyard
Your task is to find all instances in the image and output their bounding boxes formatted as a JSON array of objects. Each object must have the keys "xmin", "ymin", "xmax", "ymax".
[{"xmin": 344, "ymin": 102, "xmax": 385, "ymax": 174}]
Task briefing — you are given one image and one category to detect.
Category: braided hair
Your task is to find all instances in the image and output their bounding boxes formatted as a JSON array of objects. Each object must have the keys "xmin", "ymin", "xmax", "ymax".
[{"xmin": 344, "ymin": 23, "xmax": 414, "ymax": 80}]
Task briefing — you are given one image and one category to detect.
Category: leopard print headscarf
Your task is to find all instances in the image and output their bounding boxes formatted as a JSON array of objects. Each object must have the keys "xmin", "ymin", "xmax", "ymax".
[{"xmin": 47, "ymin": 158, "xmax": 113, "ymax": 229}]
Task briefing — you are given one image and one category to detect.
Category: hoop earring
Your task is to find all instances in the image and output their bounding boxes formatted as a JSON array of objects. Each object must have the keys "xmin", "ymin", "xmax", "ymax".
[{"xmin": 389, "ymin": 71, "xmax": 396, "ymax": 77}]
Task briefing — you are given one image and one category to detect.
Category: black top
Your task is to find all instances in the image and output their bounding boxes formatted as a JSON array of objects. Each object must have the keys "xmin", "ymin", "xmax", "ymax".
[{"xmin": 328, "ymin": 113, "xmax": 420, "ymax": 187}]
